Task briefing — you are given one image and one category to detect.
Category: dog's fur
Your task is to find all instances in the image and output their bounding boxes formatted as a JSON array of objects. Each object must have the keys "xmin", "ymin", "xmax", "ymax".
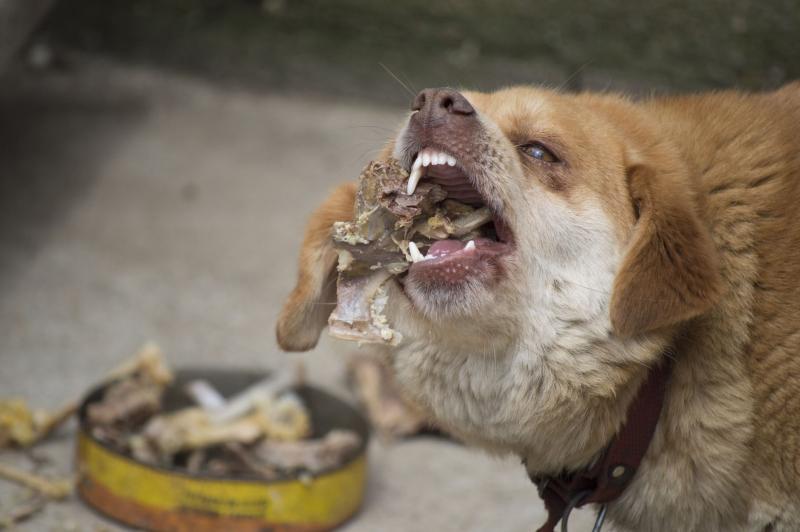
[{"xmin": 277, "ymin": 83, "xmax": 800, "ymax": 531}]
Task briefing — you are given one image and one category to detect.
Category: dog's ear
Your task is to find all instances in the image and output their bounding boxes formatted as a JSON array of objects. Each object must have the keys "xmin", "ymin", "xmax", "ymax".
[
  {"xmin": 610, "ymin": 163, "xmax": 722, "ymax": 337},
  {"xmin": 276, "ymin": 182, "xmax": 356, "ymax": 351}
]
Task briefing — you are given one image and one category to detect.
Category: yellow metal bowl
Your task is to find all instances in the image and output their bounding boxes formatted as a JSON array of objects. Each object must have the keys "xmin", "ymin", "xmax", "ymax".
[{"xmin": 76, "ymin": 368, "xmax": 369, "ymax": 532}]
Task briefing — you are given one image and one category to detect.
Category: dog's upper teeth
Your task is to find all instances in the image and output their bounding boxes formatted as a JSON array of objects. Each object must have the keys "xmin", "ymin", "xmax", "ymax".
[
  {"xmin": 408, "ymin": 241, "xmax": 426, "ymax": 263},
  {"xmin": 419, "ymin": 148, "xmax": 456, "ymax": 167},
  {"xmin": 407, "ymin": 149, "xmax": 458, "ymax": 194},
  {"xmin": 407, "ymin": 156, "xmax": 424, "ymax": 195}
]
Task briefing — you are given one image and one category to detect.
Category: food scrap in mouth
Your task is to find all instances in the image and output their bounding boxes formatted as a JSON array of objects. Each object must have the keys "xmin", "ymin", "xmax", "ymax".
[{"xmin": 329, "ymin": 154, "xmax": 511, "ymax": 343}]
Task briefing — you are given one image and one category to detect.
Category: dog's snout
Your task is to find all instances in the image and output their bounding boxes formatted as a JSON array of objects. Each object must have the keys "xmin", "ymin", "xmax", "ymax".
[
  {"xmin": 404, "ymin": 87, "xmax": 481, "ymax": 166},
  {"xmin": 412, "ymin": 88, "xmax": 475, "ymax": 119}
]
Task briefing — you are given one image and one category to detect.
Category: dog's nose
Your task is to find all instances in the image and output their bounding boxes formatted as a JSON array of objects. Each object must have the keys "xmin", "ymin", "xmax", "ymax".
[{"xmin": 412, "ymin": 88, "xmax": 475, "ymax": 119}]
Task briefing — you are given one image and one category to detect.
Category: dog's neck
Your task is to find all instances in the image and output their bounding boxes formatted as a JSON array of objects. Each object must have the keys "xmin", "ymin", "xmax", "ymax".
[
  {"xmin": 607, "ymin": 321, "xmax": 754, "ymax": 530},
  {"xmin": 387, "ymin": 276, "xmax": 670, "ymax": 473},
  {"xmin": 388, "ymin": 264, "xmax": 755, "ymax": 530},
  {"xmin": 529, "ymin": 353, "xmax": 674, "ymax": 532}
]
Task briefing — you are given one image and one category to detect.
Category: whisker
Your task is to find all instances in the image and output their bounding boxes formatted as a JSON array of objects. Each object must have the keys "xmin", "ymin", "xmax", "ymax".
[
  {"xmin": 343, "ymin": 125, "xmax": 398, "ymax": 133},
  {"xmin": 348, "ymin": 134, "xmax": 396, "ymax": 144},
  {"xmin": 399, "ymin": 70, "xmax": 418, "ymax": 95},
  {"xmin": 354, "ymin": 146, "xmax": 389, "ymax": 163},
  {"xmin": 555, "ymin": 62, "xmax": 591, "ymax": 93},
  {"xmin": 379, "ymin": 62, "xmax": 416, "ymax": 98}
]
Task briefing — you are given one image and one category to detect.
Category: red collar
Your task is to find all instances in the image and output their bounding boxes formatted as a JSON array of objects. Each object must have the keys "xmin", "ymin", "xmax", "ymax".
[{"xmin": 528, "ymin": 356, "xmax": 673, "ymax": 532}]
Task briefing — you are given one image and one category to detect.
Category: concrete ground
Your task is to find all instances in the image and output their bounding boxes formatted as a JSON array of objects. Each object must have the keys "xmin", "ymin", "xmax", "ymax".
[{"xmin": 0, "ymin": 59, "xmax": 596, "ymax": 531}]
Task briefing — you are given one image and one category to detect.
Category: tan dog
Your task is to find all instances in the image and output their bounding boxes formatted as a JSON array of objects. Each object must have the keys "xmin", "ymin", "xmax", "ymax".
[{"xmin": 277, "ymin": 83, "xmax": 800, "ymax": 531}]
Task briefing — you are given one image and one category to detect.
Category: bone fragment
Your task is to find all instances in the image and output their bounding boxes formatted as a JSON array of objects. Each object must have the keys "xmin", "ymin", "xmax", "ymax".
[
  {"xmin": 0, "ymin": 463, "xmax": 72, "ymax": 500},
  {"xmin": 142, "ymin": 371, "xmax": 311, "ymax": 459},
  {"xmin": 253, "ymin": 430, "xmax": 361, "ymax": 474},
  {"xmin": 347, "ymin": 354, "xmax": 427, "ymax": 438}
]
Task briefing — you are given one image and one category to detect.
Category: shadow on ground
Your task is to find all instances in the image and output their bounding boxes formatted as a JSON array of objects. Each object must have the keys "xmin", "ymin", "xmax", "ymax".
[{"xmin": 0, "ymin": 75, "xmax": 148, "ymax": 295}]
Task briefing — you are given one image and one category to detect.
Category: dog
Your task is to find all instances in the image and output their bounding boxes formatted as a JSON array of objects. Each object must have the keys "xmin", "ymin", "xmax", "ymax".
[{"xmin": 277, "ymin": 83, "xmax": 800, "ymax": 531}]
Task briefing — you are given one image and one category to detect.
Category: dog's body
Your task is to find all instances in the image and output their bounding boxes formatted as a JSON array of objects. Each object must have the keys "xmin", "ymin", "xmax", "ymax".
[{"xmin": 278, "ymin": 83, "xmax": 800, "ymax": 531}]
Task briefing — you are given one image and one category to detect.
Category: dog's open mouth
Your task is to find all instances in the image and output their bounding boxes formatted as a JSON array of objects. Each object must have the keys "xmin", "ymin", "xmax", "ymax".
[
  {"xmin": 403, "ymin": 146, "xmax": 514, "ymax": 285},
  {"xmin": 327, "ymin": 150, "xmax": 515, "ymax": 342}
]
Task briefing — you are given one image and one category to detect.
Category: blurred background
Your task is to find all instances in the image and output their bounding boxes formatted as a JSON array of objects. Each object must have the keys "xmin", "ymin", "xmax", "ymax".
[{"xmin": 0, "ymin": 1, "xmax": 798, "ymax": 530}]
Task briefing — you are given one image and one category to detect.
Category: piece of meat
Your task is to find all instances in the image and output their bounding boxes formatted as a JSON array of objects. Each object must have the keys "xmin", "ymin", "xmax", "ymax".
[
  {"xmin": 329, "ymin": 159, "xmax": 494, "ymax": 345},
  {"xmin": 346, "ymin": 354, "xmax": 428, "ymax": 438},
  {"xmin": 331, "ymin": 159, "xmax": 445, "ymax": 275},
  {"xmin": 86, "ymin": 376, "xmax": 163, "ymax": 427}
]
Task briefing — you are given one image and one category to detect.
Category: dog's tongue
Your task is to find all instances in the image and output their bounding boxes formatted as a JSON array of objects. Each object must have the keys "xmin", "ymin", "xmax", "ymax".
[
  {"xmin": 427, "ymin": 239, "xmax": 467, "ymax": 257},
  {"xmin": 408, "ymin": 237, "xmax": 510, "ymax": 284}
]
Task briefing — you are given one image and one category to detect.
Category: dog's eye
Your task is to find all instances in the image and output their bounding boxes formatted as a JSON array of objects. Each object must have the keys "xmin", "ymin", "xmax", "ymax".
[{"xmin": 521, "ymin": 142, "xmax": 559, "ymax": 163}]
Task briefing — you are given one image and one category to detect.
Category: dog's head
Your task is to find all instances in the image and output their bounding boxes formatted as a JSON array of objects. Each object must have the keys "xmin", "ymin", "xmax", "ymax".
[{"xmin": 278, "ymin": 86, "xmax": 722, "ymax": 468}]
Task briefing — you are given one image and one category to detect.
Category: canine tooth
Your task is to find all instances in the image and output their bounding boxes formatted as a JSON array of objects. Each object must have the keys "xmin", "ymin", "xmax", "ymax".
[
  {"xmin": 447, "ymin": 155, "xmax": 457, "ymax": 166},
  {"xmin": 465, "ymin": 240, "xmax": 476, "ymax": 250},
  {"xmin": 421, "ymin": 152, "xmax": 431, "ymax": 167},
  {"xmin": 407, "ymin": 157, "xmax": 423, "ymax": 195},
  {"xmin": 408, "ymin": 242, "xmax": 425, "ymax": 263}
]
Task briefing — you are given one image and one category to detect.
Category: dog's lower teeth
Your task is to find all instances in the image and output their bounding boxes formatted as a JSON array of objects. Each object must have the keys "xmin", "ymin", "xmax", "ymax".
[{"xmin": 408, "ymin": 241, "xmax": 426, "ymax": 262}]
